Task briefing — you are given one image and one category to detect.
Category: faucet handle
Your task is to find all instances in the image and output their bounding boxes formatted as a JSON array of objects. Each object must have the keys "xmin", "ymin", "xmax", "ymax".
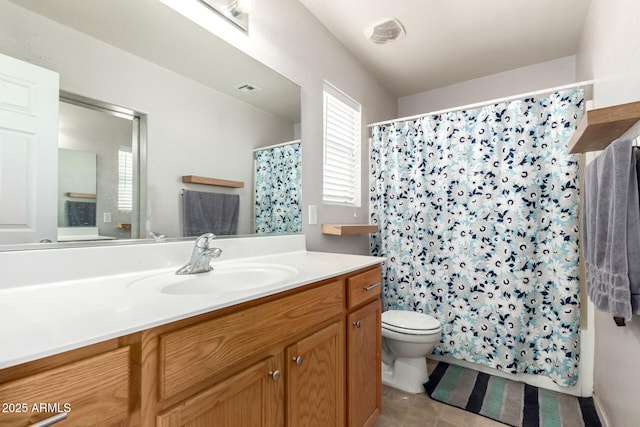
[{"xmin": 195, "ymin": 232, "xmax": 217, "ymax": 248}]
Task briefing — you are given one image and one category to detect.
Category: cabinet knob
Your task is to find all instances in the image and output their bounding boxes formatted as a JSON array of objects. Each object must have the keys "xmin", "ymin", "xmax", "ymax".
[
  {"xmin": 352, "ymin": 320, "xmax": 362, "ymax": 328},
  {"xmin": 269, "ymin": 370, "xmax": 281, "ymax": 381},
  {"xmin": 292, "ymin": 355, "xmax": 304, "ymax": 366},
  {"xmin": 29, "ymin": 413, "xmax": 68, "ymax": 427}
]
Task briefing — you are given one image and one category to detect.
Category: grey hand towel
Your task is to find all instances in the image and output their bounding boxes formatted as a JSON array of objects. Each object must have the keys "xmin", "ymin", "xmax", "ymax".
[
  {"xmin": 181, "ymin": 189, "xmax": 239, "ymax": 237},
  {"xmin": 66, "ymin": 200, "xmax": 97, "ymax": 226},
  {"xmin": 583, "ymin": 138, "xmax": 640, "ymax": 321}
]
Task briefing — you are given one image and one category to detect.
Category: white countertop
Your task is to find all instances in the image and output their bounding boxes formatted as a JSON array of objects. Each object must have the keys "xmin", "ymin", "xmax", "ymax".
[{"xmin": 0, "ymin": 243, "xmax": 383, "ymax": 370}]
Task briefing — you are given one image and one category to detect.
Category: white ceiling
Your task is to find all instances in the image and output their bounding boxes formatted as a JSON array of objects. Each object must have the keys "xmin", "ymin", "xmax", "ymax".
[{"xmin": 299, "ymin": 0, "xmax": 592, "ymax": 97}]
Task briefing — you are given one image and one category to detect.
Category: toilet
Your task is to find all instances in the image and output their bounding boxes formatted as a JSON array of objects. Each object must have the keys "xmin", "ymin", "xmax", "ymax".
[{"xmin": 381, "ymin": 310, "xmax": 442, "ymax": 393}]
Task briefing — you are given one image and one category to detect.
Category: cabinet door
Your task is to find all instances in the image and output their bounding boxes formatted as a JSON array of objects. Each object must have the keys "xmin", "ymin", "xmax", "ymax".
[
  {"xmin": 156, "ymin": 356, "xmax": 283, "ymax": 427},
  {"xmin": 0, "ymin": 347, "xmax": 130, "ymax": 427},
  {"xmin": 286, "ymin": 321, "xmax": 345, "ymax": 427},
  {"xmin": 347, "ymin": 300, "xmax": 381, "ymax": 427}
]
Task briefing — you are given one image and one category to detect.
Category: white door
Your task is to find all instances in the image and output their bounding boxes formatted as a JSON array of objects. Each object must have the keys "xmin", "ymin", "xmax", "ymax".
[{"xmin": 0, "ymin": 53, "xmax": 59, "ymax": 244}]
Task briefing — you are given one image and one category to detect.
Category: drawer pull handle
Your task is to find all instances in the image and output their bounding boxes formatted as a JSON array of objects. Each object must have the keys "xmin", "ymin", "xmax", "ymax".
[
  {"xmin": 30, "ymin": 413, "xmax": 68, "ymax": 427},
  {"xmin": 292, "ymin": 355, "xmax": 304, "ymax": 366},
  {"xmin": 352, "ymin": 320, "xmax": 362, "ymax": 328},
  {"xmin": 269, "ymin": 370, "xmax": 281, "ymax": 381},
  {"xmin": 363, "ymin": 283, "xmax": 381, "ymax": 292}
]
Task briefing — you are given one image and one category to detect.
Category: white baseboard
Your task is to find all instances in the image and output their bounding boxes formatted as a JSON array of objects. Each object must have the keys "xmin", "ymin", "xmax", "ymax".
[{"xmin": 592, "ymin": 393, "xmax": 609, "ymax": 427}]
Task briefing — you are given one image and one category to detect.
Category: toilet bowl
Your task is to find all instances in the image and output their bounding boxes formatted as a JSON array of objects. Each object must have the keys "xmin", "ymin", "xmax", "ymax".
[{"xmin": 381, "ymin": 310, "xmax": 441, "ymax": 393}]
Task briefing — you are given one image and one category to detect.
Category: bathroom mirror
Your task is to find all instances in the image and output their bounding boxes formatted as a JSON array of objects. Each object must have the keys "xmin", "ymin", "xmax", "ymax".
[
  {"xmin": 0, "ymin": 0, "xmax": 302, "ymax": 250},
  {"xmin": 57, "ymin": 100, "xmax": 137, "ymax": 242}
]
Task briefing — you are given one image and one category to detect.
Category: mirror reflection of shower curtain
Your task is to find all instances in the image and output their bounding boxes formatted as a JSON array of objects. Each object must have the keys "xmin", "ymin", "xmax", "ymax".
[{"xmin": 254, "ymin": 141, "xmax": 302, "ymax": 234}]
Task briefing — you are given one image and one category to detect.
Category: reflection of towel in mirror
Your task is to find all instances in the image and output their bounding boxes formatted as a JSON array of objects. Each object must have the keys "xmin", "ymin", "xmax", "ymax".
[
  {"xmin": 181, "ymin": 189, "xmax": 239, "ymax": 236},
  {"xmin": 66, "ymin": 201, "xmax": 97, "ymax": 226},
  {"xmin": 583, "ymin": 138, "xmax": 640, "ymax": 321}
]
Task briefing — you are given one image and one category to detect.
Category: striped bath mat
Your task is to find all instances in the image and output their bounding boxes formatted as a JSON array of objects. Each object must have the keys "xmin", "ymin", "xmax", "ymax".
[{"xmin": 424, "ymin": 362, "xmax": 601, "ymax": 427}]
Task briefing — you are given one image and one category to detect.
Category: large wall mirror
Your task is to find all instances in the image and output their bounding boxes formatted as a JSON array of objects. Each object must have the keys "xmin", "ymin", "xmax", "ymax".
[{"xmin": 0, "ymin": 0, "xmax": 302, "ymax": 250}]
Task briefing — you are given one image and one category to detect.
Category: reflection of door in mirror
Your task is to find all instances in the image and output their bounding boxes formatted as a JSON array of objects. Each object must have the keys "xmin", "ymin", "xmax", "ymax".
[
  {"xmin": 0, "ymin": 53, "xmax": 59, "ymax": 244},
  {"xmin": 57, "ymin": 100, "xmax": 138, "ymax": 242}
]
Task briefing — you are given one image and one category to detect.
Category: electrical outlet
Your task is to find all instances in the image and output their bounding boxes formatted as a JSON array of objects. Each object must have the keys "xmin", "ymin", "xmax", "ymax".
[
  {"xmin": 308, "ymin": 205, "xmax": 317, "ymax": 225},
  {"xmin": 103, "ymin": 212, "xmax": 112, "ymax": 223}
]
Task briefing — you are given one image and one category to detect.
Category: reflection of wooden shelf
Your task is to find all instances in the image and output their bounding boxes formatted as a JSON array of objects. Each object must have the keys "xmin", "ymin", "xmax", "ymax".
[
  {"xmin": 321, "ymin": 224, "xmax": 378, "ymax": 236},
  {"xmin": 65, "ymin": 192, "xmax": 96, "ymax": 199},
  {"xmin": 181, "ymin": 175, "xmax": 244, "ymax": 188},
  {"xmin": 569, "ymin": 101, "xmax": 640, "ymax": 153},
  {"xmin": 116, "ymin": 223, "xmax": 131, "ymax": 230}
]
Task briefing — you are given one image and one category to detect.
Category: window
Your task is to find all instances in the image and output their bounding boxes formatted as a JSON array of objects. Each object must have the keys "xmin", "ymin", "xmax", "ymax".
[
  {"xmin": 118, "ymin": 147, "xmax": 133, "ymax": 211},
  {"xmin": 322, "ymin": 82, "xmax": 361, "ymax": 206}
]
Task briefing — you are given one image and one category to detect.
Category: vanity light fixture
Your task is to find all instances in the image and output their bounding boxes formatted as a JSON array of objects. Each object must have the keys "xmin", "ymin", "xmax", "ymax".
[
  {"xmin": 229, "ymin": 0, "xmax": 254, "ymax": 16},
  {"xmin": 197, "ymin": 0, "xmax": 252, "ymax": 33}
]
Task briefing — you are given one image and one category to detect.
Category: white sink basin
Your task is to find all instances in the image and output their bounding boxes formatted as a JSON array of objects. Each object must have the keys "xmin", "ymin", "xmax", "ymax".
[{"xmin": 128, "ymin": 263, "xmax": 299, "ymax": 296}]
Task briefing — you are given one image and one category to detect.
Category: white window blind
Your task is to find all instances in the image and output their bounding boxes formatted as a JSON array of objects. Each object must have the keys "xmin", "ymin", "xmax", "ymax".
[
  {"xmin": 323, "ymin": 83, "xmax": 361, "ymax": 206},
  {"xmin": 118, "ymin": 147, "xmax": 133, "ymax": 211}
]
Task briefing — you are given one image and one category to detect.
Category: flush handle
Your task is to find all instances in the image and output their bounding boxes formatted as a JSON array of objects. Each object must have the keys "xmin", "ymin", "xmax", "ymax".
[
  {"xmin": 364, "ymin": 283, "xmax": 381, "ymax": 292},
  {"xmin": 292, "ymin": 355, "xmax": 304, "ymax": 366}
]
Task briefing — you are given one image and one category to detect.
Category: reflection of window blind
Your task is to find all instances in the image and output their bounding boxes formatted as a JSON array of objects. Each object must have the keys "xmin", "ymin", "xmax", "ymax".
[
  {"xmin": 322, "ymin": 82, "xmax": 361, "ymax": 207},
  {"xmin": 118, "ymin": 147, "xmax": 133, "ymax": 211}
]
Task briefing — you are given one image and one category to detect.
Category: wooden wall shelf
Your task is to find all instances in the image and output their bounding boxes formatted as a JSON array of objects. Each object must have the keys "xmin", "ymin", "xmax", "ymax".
[
  {"xmin": 568, "ymin": 100, "xmax": 640, "ymax": 153},
  {"xmin": 321, "ymin": 224, "xmax": 378, "ymax": 236},
  {"xmin": 181, "ymin": 175, "xmax": 244, "ymax": 189},
  {"xmin": 65, "ymin": 192, "xmax": 96, "ymax": 199}
]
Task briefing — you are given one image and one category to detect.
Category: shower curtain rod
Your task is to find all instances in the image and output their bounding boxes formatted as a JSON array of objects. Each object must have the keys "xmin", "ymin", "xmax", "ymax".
[
  {"xmin": 367, "ymin": 80, "xmax": 595, "ymax": 128},
  {"xmin": 252, "ymin": 139, "xmax": 301, "ymax": 152}
]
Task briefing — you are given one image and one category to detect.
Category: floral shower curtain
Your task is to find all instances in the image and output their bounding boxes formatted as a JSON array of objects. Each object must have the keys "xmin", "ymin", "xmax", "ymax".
[
  {"xmin": 370, "ymin": 89, "xmax": 584, "ymax": 386},
  {"xmin": 254, "ymin": 142, "xmax": 302, "ymax": 234}
]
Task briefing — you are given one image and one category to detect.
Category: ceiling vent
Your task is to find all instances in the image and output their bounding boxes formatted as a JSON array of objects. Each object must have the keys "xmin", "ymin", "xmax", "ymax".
[
  {"xmin": 364, "ymin": 18, "xmax": 406, "ymax": 44},
  {"xmin": 236, "ymin": 83, "xmax": 261, "ymax": 93}
]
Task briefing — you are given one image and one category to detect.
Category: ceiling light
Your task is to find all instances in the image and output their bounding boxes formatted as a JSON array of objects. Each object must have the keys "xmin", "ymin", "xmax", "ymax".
[{"xmin": 364, "ymin": 18, "xmax": 406, "ymax": 44}]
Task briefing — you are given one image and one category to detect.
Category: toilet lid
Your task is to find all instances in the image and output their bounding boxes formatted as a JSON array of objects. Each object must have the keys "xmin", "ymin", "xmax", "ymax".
[{"xmin": 382, "ymin": 310, "xmax": 440, "ymax": 333}]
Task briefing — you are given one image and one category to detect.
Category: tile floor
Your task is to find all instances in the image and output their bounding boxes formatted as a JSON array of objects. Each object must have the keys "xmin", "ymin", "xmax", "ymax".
[
  {"xmin": 374, "ymin": 359, "xmax": 507, "ymax": 427},
  {"xmin": 373, "ymin": 385, "xmax": 508, "ymax": 427}
]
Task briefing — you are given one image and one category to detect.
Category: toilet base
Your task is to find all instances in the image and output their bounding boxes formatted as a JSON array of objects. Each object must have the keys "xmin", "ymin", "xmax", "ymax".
[{"xmin": 381, "ymin": 356, "xmax": 429, "ymax": 394}]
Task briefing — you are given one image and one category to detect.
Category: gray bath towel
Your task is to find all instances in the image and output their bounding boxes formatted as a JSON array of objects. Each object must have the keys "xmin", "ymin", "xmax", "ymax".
[
  {"xmin": 583, "ymin": 138, "xmax": 640, "ymax": 321},
  {"xmin": 181, "ymin": 189, "xmax": 239, "ymax": 237}
]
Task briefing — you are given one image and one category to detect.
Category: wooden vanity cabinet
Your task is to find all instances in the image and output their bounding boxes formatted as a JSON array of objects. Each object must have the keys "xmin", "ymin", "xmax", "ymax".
[
  {"xmin": 346, "ymin": 267, "xmax": 382, "ymax": 427},
  {"xmin": 0, "ymin": 265, "xmax": 382, "ymax": 427}
]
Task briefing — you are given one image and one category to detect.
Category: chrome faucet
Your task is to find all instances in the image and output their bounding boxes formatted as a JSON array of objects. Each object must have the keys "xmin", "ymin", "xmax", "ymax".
[
  {"xmin": 148, "ymin": 231, "xmax": 167, "ymax": 242},
  {"xmin": 176, "ymin": 233, "xmax": 223, "ymax": 275}
]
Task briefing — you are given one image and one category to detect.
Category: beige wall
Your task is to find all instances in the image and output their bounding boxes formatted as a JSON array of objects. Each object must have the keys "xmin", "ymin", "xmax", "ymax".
[{"xmin": 576, "ymin": 1, "xmax": 640, "ymax": 426}]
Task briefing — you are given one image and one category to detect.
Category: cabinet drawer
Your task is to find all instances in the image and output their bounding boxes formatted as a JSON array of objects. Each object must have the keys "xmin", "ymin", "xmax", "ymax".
[
  {"xmin": 0, "ymin": 347, "xmax": 130, "ymax": 427},
  {"xmin": 159, "ymin": 280, "xmax": 344, "ymax": 400},
  {"xmin": 347, "ymin": 267, "xmax": 382, "ymax": 309}
]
